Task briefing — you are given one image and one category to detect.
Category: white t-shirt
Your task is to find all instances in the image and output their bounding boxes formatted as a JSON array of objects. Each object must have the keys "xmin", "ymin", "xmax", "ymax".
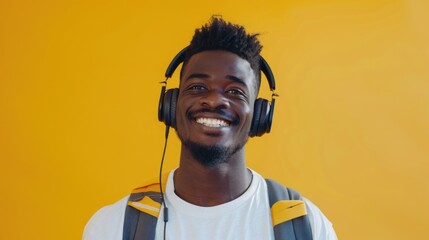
[{"xmin": 83, "ymin": 170, "xmax": 337, "ymax": 240}]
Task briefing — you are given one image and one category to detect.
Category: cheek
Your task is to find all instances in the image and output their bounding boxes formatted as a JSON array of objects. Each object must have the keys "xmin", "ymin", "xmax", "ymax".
[
  {"xmin": 240, "ymin": 105, "xmax": 254, "ymax": 128},
  {"xmin": 174, "ymin": 97, "xmax": 194, "ymax": 131},
  {"xmin": 175, "ymin": 101, "xmax": 186, "ymax": 126}
]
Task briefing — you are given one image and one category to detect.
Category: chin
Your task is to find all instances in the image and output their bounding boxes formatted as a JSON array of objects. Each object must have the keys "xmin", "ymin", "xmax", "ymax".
[{"xmin": 182, "ymin": 140, "xmax": 245, "ymax": 168}]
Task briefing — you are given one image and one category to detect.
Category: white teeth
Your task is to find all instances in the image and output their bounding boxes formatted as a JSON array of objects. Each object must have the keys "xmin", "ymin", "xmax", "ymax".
[{"xmin": 195, "ymin": 118, "xmax": 230, "ymax": 127}]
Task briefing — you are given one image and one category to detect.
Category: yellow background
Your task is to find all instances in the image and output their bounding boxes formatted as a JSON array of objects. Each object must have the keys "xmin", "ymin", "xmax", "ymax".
[{"xmin": 1, "ymin": 0, "xmax": 428, "ymax": 239}]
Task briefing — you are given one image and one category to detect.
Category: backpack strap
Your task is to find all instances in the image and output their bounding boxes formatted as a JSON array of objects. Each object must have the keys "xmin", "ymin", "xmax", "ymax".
[
  {"xmin": 123, "ymin": 174, "xmax": 168, "ymax": 240},
  {"xmin": 123, "ymin": 175, "xmax": 313, "ymax": 240},
  {"xmin": 265, "ymin": 179, "xmax": 313, "ymax": 240}
]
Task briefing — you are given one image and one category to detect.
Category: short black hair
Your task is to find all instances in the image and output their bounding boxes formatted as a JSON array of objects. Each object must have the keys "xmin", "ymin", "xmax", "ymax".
[{"xmin": 182, "ymin": 16, "xmax": 263, "ymax": 92}]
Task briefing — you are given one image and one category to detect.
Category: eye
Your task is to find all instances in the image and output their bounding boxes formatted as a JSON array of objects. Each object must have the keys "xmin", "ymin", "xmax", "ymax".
[
  {"xmin": 185, "ymin": 84, "xmax": 207, "ymax": 93},
  {"xmin": 190, "ymin": 85, "xmax": 205, "ymax": 90},
  {"xmin": 226, "ymin": 88, "xmax": 248, "ymax": 101},
  {"xmin": 226, "ymin": 88, "xmax": 245, "ymax": 96}
]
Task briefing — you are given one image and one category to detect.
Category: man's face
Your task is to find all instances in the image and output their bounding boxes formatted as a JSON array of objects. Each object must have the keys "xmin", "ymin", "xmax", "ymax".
[{"xmin": 175, "ymin": 50, "xmax": 257, "ymax": 167}]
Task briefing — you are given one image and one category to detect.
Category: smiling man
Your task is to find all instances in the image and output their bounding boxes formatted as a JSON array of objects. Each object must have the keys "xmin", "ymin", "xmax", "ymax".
[{"xmin": 83, "ymin": 17, "xmax": 337, "ymax": 240}]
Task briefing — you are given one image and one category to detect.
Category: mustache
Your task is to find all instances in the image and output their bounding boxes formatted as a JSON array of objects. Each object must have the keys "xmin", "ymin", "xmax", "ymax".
[{"xmin": 187, "ymin": 108, "xmax": 239, "ymax": 125}]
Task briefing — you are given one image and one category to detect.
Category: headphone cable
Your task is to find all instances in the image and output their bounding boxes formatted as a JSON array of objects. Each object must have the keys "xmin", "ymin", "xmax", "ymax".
[{"xmin": 159, "ymin": 126, "xmax": 170, "ymax": 240}]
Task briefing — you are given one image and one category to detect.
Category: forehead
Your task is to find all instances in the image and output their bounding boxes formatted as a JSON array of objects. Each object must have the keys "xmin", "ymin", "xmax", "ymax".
[{"xmin": 181, "ymin": 50, "xmax": 256, "ymax": 87}]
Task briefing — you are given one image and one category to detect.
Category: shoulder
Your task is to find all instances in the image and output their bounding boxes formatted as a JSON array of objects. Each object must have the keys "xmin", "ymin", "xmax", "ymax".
[
  {"xmin": 83, "ymin": 196, "xmax": 129, "ymax": 240},
  {"xmin": 302, "ymin": 197, "xmax": 338, "ymax": 240}
]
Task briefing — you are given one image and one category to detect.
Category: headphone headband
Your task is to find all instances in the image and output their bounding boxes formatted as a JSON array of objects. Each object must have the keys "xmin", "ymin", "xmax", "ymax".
[{"xmin": 164, "ymin": 47, "xmax": 276, "ymax": 92}]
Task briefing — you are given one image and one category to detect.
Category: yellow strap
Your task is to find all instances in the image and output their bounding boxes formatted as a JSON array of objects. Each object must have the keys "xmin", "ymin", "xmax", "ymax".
[
  {"xmin": 131, "ymin": 172, "xmax": 169, "ymax": 194},
  {"xmin": 127, "ymin": 172, "xmax": 170, "ymax": 218},
  {"xmin": 128, "ymin": 196, "xmax": 162, "ymax": 218},
  {"xmin": 271, "ymin": 200, "xmax": 307, "ymax": 226}
]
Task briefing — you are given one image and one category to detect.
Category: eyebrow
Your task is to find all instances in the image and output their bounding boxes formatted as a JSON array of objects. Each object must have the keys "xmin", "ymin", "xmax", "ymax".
[
  {"xmin": 185, "ymin": 73, "xmax": 246, "ymax": 86},
  {"xmin": 186, "ymin": 73, "xmax": 209, "ymax": 81},
  {"xmin": 227, "ymin": 75, "xmax": 246, "ymax": 86}
]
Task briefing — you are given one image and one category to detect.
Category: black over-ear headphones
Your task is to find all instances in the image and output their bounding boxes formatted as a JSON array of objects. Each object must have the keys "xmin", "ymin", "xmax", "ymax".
[{"xmin": 158, "ymin": 47, "xmax": 278, "ymax": 137}]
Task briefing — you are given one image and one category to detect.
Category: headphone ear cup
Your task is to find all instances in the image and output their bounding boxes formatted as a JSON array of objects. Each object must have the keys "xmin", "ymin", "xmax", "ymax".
[
  {"xmin": 250, "ymin": 98, "xmax": 263, "ymax": 137},
  {"xmin": 158, "ymin": 86, "xmax": 166, "ymax": 122},
  {"xmin": 160, "ymin": 88, "xmax": 179, "ymax": 128},
  {"xmin": 169, "ymin": 88, "xmax": 179, "ymax": 129},
  {"xmin": 163, "ymin": 89, "xmax": 173, "ymax": 127},
  {"xmin": 266, "ymin": 98, "xmax": 275, "ymax": 133},
  {"xmin": 256, "ymin": 99, "xmax": 269, "ymax": 137}
]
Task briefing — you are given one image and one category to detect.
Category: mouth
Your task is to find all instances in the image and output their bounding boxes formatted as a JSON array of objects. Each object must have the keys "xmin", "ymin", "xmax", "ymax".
[{"xmin": 195, "ymin": 117, "xmax": 231, "ymax": 128}]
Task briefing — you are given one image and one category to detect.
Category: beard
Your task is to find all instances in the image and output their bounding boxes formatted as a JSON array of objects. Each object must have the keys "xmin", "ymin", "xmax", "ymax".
[{"xmin": 180, "ymin": 138, "xmax": 246, "ymax": 168}]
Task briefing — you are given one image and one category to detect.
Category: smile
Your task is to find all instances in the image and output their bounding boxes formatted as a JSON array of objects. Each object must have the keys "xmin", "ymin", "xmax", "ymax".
[{"xmin": 195, "ymin": 117, "xmax": 230, "ymax": 128}]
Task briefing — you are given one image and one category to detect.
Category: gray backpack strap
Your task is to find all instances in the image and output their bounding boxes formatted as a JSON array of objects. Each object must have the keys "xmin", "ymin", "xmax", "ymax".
[
  {"xmin": 265, "ymin": 179, "xmax": 313, "ymax": 240},
  {"xmin": 123, "ymin": 191, "xmax": 162, "ymax": 240}
]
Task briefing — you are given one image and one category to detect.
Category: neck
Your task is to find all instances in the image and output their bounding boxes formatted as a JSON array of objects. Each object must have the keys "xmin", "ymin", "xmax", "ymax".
[{"xmin": 174, "ymin": 146, "xmax": 252, "ymax": 207}]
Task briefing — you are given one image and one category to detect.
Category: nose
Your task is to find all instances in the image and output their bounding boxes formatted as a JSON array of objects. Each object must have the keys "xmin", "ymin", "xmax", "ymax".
[{"xmin": 199, "ymin": 89, "xmax": 230, "ymax": 109}]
